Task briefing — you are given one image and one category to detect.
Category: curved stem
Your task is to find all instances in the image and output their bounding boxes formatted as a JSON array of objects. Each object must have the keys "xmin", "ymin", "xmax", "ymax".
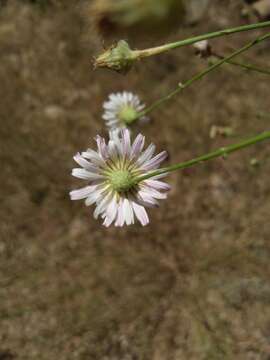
[
  {"xmin": 136, "ymin": 32, "xmax": 270, "ymax": 119},
  {"xmin": 137, "ymin": 131, "xmax": 270, "ymax": 182},
  {"xmin": 133, "ymin": 21, "xmax": 270, "ymax": 59}
]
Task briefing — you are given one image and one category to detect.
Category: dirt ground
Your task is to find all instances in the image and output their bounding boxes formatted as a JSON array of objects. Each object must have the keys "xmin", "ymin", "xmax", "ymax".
[{"xmin": 1, "ymin": 0, "xmax": 270, "ymax": 359}]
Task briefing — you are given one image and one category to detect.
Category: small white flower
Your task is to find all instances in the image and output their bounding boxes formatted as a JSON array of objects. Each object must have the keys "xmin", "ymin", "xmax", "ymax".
[
  {"xmin": 70, "ymin": 129, "xmax": 170, "ymax": 227},
  {"xmin": 102, "ymin": 91, "xmax": 148, "ymax": 130}
]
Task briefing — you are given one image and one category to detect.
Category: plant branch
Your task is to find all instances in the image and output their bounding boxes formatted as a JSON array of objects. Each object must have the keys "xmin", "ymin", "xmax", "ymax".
[
  {"xmin": 136, "ymin": 131, "xmax": 270, "ymax": 182},
  {"xmin": 137, "ymin": 32, "xmax": 270, "ymax": 118},
  {"xmin": 133, "ymin": 21, "xmax": 270, "ymax": 59}
]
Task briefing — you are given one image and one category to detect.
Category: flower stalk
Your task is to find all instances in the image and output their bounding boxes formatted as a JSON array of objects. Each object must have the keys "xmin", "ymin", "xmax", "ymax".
[
  {"xmin": 137, "ymin": 32, "xmax": 270, "ymax": 119},
  {"xmin": 136, "ymin": 131, "xmax": 270, "ymax": 182},
  {"xmin": 94, "ymin": 21, "xmax": 270, "ymax": 72},
  {"xmin": 132, "ymin": 20, "xmax": 270, "ymax": 59}
]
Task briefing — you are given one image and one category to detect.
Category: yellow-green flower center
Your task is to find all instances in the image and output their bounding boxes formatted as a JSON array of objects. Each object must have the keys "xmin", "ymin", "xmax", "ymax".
[
  {"xmin": 118, "ymin": 105, "xmax": 138, "ymax": 125},
  {"xmin": 109, "ymin": 170, "xmax": 134, "ymax": 192}
]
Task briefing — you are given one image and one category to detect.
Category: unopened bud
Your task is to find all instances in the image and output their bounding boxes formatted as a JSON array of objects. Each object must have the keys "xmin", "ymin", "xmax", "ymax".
[{"xmin": 94, "ymin": 40, "xmax": 136, "ymax": 74}]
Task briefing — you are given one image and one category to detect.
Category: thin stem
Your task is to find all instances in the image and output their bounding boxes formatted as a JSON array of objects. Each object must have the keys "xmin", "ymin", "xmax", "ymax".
[
  {"xmin": 137, "ymin": 32, "xmax": 270, "ymax": 119},
  {"xmin": 213, "ymin": 54, "xmax": 270, "ymax": 76},
  {"xmin": 137, "ymin": 131, "xmax": 270, "ymax": 182},
  {"xmin": 133, "ymin": 21, "xmax": 270, "ymax": 59}
]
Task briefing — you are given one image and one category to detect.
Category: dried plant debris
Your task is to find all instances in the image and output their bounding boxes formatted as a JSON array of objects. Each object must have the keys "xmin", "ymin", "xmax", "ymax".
[
  {"xmin": 242, "ymin": 0, "xmax": 270, "ymax": 20},
  {"xmin": 252, "ymin": 0, "xmax": 270, "ymax": 19},
  {"xmin": 85, "ymin": 0, "xmax": 209, "ymax": 37}
]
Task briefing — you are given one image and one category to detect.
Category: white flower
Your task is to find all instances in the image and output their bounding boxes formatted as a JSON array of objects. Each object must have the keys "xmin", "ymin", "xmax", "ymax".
[
  {"xmin": 70, "ymin": 129, "xmax": 170, "ymax": 227},
  {"xmin": 102, "ymin": 91, "xmax": 148, "ymax": 130}
]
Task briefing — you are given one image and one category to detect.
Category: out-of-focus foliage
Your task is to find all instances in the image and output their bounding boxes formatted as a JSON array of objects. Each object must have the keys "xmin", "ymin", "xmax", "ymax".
[
  {"xmin": 84, "ymin": 0, "xmax": 210, "ymax": 39},
  {"xmin": 0, "ymin": 0, "xmax": 71, "ymax": 9},
  {"xmin": 92, "ymin": 0, "xmax": 184, "ymax": 27},
  {"xmin": 87, "ymin": 0, "xmax": 185, "ymax": 37}
]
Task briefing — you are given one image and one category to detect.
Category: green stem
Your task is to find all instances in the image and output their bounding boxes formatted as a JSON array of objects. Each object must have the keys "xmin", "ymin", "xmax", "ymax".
[
  {"xmin": 137, "ymin": 131, "xmax": 270, "ymax": 182},
  {"xmin": 137, "ymin": 32, "xmax": 270, "ymax": 118},
  {"xmin": 133, "ymin": 21, "xmax": 270, "ymax": 59},
  {"xmin": 213, "ymin": 54, "xmax": 270, "ymax": 76}
]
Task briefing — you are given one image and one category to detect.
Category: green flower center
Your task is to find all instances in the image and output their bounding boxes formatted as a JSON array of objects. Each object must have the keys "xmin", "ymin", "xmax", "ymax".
[
  {"xmin": 118, "ymin": 105, "xmax": 138, "ymax": 125},
  {"xmin": 109, "ymin": 170, "xmax": 134, "ymax": 192}
]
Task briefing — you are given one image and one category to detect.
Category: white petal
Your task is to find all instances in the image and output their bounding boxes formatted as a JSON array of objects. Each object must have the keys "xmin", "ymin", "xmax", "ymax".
[
  {"xmin": 102, "ymin": 112, "xmax": 117, "ymax": 120},
  {"xmin": 136, "ymin": 143, "xmax": 156, "ymax": 166},
  {"xmin": 151, "ymin": 173, "xmax": 168, "ymax": 180},
  {"xmin": 103, "ymin": 195, "xmax": 118, "ymax": 227},
  {"xmin": 72, "ymin": 168, "xmax": 105, "ymax": 180},
  {"xmin": 106, "ymin": 121, "xmax": 121, "ymax": 128},
  {"xmin": 85, "ymin": 188, "xmax": 105, "ymax": 206},
  {"xmin": 103, "ymin": 215, "xmax": 114, "ymax": 227},
  {"xmin": 137, "ymin": 190, "xmax": 159, "ymax": 207},
  {"xmin": 109, "ymin": 130, "xmax": 122, "ymax": 155},
  {"xmin": 144, "ymin": 179, "xmax": 171, "ymax": 191},
  {"xmin": 141, "ymin": 151, "xmax": 167, "ymax": 171},
  {"xmin": 82, "ymin": 149, "xmax": 105, "ymax": 167},
  {"xmin": 94, "ymin": 193, "xmax": 112, "ymax": 219},
  {"xmin": 121, "ymin": 128, "xmax": 131, "ymax": 156},
  {"xmin": 73, "ymin": 153, "xmax": 99, "ymax": 172},
  {"xmin": 130, "ymin": 133, "xmax": 145, "ymax": 159},
  {"xmin": 69, "ymin": 185, "xmax": 96, "ymax": 200},
  {"xmin": 123, "ymin": 91, "xmax": 128, "ymax": 102},
  {"xmin": 103, "ymin": 102, "xmax": 119, "ymax": 111},
  {"xmin": 107, "ymin": 140, "xmax": 118, "ymax": 158},
  {"xmin": 140, "ymin": 186, "xmax": 167, "ymax": 200},
  {"xmin": 122, "ymin": 198, "xmax": 134, "ymax": 225},
  {"xmin": 95, "ymin": 135, "xmax": 109, "ymax": 159},
  {"xmin": 132, "ymin": 202, "xmax": 149, "ymax": 226},
  {"xmin": 115, "ymin": 199, "xmax": 125, "ymax": 227}
]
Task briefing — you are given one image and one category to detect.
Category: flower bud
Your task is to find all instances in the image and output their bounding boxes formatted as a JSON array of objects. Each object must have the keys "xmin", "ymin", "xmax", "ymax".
[{"xmin": 94, "ymin": 40, "xmax": 135, "ymax": 74}]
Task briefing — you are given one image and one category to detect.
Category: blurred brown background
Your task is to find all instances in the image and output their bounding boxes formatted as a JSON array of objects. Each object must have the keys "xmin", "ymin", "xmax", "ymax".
[{"xmin": 1, "ymin": 0, "xmax": 270, "ymax": 359}]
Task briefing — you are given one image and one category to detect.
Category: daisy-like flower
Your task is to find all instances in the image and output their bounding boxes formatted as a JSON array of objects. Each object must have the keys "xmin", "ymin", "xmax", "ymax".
[
  {"xmin": 70, "ymin": 129, "xmax": 170, "ymax": 227},
  {"xmin": 102, "ymin": 91, "xmax": 147, "ymax": 131}
]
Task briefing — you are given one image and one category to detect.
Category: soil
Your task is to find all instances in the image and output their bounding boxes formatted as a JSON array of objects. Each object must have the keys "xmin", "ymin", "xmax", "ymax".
[{"xmin": 1, "ymin": 0, "xmax": 270, "ymax": 359}]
